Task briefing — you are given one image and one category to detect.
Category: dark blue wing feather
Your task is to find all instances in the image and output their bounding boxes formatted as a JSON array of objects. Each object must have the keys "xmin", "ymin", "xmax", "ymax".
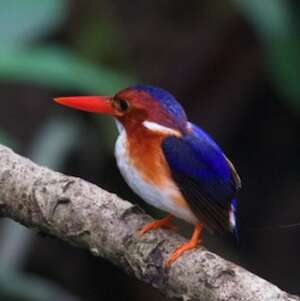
[{"xmin": 162, "ymin": 123, "xmax": 240, "ymax": 233}]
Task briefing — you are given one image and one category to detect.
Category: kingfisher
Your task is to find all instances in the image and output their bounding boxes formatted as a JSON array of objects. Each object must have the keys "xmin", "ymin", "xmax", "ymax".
[{"xmin": 54, "ymin": 85, "xmax": 241, "ymax": 267}]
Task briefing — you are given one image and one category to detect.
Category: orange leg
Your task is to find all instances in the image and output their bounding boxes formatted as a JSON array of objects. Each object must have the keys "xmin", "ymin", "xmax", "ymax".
[
  {"xmin": 139, "ymin": 214, "xmax": 176, "ymax": 236},
  {"xmin": 165, "ymin": 223, "xmax": 203, "ymax": 267}
]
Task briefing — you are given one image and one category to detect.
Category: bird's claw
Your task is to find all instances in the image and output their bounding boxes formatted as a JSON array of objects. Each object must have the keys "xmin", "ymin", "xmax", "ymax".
[
  {"xmin": 139, "ymin": 215, "xmax": 176, "ymax": 236},
  {"xmin": 165, "ymin": 240, "xmax": 201, "ymax": 268}
]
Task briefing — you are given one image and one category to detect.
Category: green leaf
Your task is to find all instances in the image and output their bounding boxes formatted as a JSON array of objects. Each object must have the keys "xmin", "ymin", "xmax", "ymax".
[
  {"xmin": 0, "ymin": 129, "xmax": 17, "ymax": 149},
  {"xmin": 267, "ymin": 38, "xmax": 300, "ymax": 109},
  {"xmin": 231, "ymin": 0, "xmax": 295, "ymax": 38},
  {"xmin": 0, "ymin": 46, "xmax": 135, "ymax": 94},
  {"xmin": 0, "ymin": 0, "xmax": 68, "ymax": 46},
  {"xmin": 0, "ymin": 266, "xmax": 79, "ymax": 301},
  {"xmin": 232, "ymin": 0, "xmax": 300, "ymax": 109}
]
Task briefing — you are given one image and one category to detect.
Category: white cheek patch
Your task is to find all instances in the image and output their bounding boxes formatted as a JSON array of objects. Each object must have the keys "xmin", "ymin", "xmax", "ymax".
[{"xmin": 142, "ymin": 120, "xmax": 181, "ymax": 136}]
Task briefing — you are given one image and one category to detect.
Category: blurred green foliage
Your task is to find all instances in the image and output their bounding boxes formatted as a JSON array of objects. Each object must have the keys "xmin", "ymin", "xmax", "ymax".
[
  {"xmin": 0, "ymin": 46, "xmax": 133, "ymax": 94},
  {"xmin": 0, "ymin": 0, "xmax": 68, "ymax": 47},
  {"xmin": 0, "ymin": 0, "xmax": 133, "ymax": 94},
  {"xmin": 0, "ymin": 129, "xmax": 17, "ymax": 148},
  {"xmin": 232, "ymin": 0, "xmax": 300, "ymax": 109},
  {"xmin": 0, "ymin": 268, "xmax": 80, "ymax": 301},
  {"xmin": 0, "ymin": 1, "xmax": 134, "ymax": 300},
  {"xmin": 0, "ymin": 0, "xmax": 133, "ymax": 146}
]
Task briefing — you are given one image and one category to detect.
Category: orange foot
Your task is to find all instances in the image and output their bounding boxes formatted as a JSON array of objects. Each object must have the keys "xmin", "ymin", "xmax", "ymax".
[
  {"xmin": 165, "ymin": 223, "xmax": 203, "ymax": 267},
  {"xmin": 139, "ymin": 215, "xmax": 176, "ymax": 236}
]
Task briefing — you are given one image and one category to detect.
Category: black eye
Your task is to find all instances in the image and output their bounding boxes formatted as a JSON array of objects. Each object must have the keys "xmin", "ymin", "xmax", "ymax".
[{"xmin": 114, "ymin": 98, "xmax": 129, "ymax": 112}]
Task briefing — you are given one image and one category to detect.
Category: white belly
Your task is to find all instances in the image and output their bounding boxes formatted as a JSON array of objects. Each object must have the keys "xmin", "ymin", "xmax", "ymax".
[{"xmin": 114, "ymin": 124, "xmax": 198, "ymax": 224}]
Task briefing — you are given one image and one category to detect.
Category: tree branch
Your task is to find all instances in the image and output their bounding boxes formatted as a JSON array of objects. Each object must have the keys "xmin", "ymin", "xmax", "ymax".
[{"xmin": 0, "ymin": 144, "xmax": 298, "ymax": 301}]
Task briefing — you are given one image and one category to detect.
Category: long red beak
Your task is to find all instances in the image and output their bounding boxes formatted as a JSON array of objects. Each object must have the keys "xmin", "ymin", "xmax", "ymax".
[{"xmin": 54, "ymin": 96, "xmax": 115, "ymax": 115}]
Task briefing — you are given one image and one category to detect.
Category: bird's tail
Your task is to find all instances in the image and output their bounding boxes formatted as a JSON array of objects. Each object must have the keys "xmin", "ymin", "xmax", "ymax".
[{"xmin": 229, "ymin": 198, "xmax": 239, "ymax": 246}]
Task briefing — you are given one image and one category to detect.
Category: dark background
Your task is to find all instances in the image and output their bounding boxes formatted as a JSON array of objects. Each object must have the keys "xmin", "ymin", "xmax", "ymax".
[{"xmin": 0, "ymin": 1, "xmax": 300, "ymax": 300}]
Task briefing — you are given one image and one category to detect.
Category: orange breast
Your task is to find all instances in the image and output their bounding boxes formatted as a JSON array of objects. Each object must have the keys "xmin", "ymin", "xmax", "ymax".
[{"xmin": 126, "ymin": 128, "xmax": 189, "ymax": 209}]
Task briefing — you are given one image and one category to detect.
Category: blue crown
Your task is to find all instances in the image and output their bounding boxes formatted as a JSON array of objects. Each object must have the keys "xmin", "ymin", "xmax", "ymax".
[{"xmin": 133, "ymin": 84, "xmax": 187, "ymax": 128}]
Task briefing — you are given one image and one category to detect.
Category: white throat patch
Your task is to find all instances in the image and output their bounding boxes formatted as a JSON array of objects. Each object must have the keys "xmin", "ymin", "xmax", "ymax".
[{"xmin": 115, "ymin": 119, "xmax": 124, "ymax": 133}]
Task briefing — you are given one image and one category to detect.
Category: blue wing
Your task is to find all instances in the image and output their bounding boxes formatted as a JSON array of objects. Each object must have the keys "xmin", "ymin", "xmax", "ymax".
[{"xmin": 162, "ymin": 123, "xmax": 241, "ymax": 233}]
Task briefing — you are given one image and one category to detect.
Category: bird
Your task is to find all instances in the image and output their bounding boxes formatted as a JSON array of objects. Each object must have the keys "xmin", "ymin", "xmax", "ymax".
[{"xmin": 54, "ymin": 85, "xmax": 241, "ymax": 267}]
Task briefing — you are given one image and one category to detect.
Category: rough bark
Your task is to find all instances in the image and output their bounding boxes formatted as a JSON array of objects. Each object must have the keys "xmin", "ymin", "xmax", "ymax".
[{"xmin": 0, "ymin": 144, "xmax": 298, "ymax": 301}]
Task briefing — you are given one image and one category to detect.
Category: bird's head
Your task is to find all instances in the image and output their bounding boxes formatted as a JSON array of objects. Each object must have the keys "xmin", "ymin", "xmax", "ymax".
[{"xmin": 55, "ymin": 85, "xmax": 188, "ymax": 135}]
